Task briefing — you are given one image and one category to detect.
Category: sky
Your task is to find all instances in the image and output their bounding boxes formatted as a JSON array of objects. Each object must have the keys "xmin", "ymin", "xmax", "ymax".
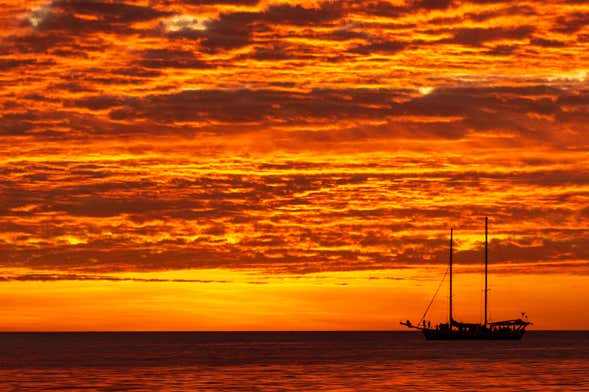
[{"xmin": 0, "ymin": 0, "xmax": 588, "ymax": 331}]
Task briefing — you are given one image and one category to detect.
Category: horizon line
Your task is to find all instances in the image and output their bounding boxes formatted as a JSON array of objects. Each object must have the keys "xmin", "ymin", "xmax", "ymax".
[{"xmin": 0, "ymin": 329, "xmax": 587, "ymax": 333}]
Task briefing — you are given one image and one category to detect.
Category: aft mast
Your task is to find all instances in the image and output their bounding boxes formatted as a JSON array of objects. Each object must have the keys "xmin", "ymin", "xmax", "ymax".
[{"xmin": 449, "ymin": 228, "xmax": 453, "ymax": 327}]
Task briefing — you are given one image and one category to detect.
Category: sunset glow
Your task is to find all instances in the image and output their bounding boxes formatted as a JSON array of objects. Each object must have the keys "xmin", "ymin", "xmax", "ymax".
[{"xmin": 1, "ymin": 0, "xmax": 588, "ymax": 330}]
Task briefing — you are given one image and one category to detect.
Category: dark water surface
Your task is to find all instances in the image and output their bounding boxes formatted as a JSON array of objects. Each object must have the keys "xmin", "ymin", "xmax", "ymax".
[{"xmin": 1, "ymin": 331, "xmax": 588, "ymax": 391}]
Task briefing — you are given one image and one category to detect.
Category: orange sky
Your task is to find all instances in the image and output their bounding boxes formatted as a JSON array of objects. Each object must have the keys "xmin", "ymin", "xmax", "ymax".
[{"xmin": 0, "ymin": 0, "xmax": 588, "ymax": 330}]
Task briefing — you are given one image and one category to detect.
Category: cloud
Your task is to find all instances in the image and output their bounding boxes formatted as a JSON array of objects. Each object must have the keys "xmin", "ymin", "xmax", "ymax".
[
  {"xmin": 485, "ymin": 44, "xmax": 518, "ymax": 56},
  {"xmin": 444, "ymin": 26, "xmax": 535, "ymax": 46},
  {"xmin": 182, "ymin": 0, "xmax": 260, "ymax": 4},
  {"xmin": 137, "ymin": 48, "xmax": 213, "ymax": 69},
  {"xmin": 1, "ymin": 0, "xmax": 588, "ymax": 277},
  {"xmin": 262, "ymin": 2, "xmax": 344, "ymax": 25},
  {"xmin": 4, "ymin": 83, "xmax": 585, "ymax": 145},
  {"xmin": 1, "ymin": 153, "xmax": 588, "ymax": 275},
  {"xmin": 241, "ymin": 43, "xmax": 318, "ymax": 61},
  {"xmin": 349, "ymin": 40, "xmax": 407, "ymax": 55},
  {"xmin": 168, "ymin": 2, "xmax": 346, "ymax": 51},
  {"xmin": 198, "ymin": 11, "xmax": 257, "ymax": 50},
  {"xmin": 103, "ymin": 85, "xmax": 564, "ymax": 131},
  {"xmin": 1, "ymin": 32, "xmax": 75, "ymax": 54},
  {"xmin": 553, "ymin": 12, "xmax": 589, "ymax": 34},
  {"xmin": 413, "ymin": 0, "xmax": 454, "ymax": 10},
  {"xmin": 107, "ymin": 88, "xmax": 402, "ymax": 123},
  {"xmin": 32, "ymin": 0, "xmax": 171, "ymax": 31},
  {"xmin": 0, "ymin": 273, "xmax": 231, "ymax": 283},
  {"xmin": 530, "ymin": 37, "xmax": 566, "ymax": 48},
  {"xmin": 69, "ymin": 95, "xmax": 124, "ymax": 110},
  {"xmin": 0, "ymin": 58, "xmax": 39, "ymax": 70}
]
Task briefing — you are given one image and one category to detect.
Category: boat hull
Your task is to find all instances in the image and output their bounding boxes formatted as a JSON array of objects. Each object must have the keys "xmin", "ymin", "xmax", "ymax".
[{"xmin": 423, "ymin": 328, "xmax": 525, "ymax": 340}]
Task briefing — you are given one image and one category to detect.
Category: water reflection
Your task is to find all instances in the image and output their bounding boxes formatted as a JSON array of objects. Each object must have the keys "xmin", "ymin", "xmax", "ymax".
[{"xmin": 2, "ymin": 332, "xmax": 588, "ymax": 391}]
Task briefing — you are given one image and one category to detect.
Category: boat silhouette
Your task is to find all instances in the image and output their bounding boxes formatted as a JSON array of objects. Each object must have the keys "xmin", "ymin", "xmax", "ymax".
[{"xmin": 401, "ymin": 217, "xmax": 531, "ymax": 340}]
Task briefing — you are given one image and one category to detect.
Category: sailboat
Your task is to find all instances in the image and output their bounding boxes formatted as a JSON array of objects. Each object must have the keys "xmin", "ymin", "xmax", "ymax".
[{"xmin": 401, "ymin": 217, "xmax": 531, "ymax": 340}]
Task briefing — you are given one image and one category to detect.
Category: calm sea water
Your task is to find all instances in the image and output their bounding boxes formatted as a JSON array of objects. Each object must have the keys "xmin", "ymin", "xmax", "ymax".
[{"xmin": 1, "ymin": 331, "xmax": 587, "ymax": 391}]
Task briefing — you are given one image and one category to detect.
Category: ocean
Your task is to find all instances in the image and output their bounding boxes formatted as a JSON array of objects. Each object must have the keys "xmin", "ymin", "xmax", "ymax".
[{"xmin": 1, "ymin": 331, "xmax": 588, "ymax": 391}]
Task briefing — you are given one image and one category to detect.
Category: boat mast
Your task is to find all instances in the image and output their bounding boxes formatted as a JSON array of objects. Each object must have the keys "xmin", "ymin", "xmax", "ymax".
[
  {"xmin": 449, "ymin": 227, "xmax": 453, "ymax": 327},
  {"xmin": 484, "ymin": 217, "xmax": 488, "ymax": 328}
]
